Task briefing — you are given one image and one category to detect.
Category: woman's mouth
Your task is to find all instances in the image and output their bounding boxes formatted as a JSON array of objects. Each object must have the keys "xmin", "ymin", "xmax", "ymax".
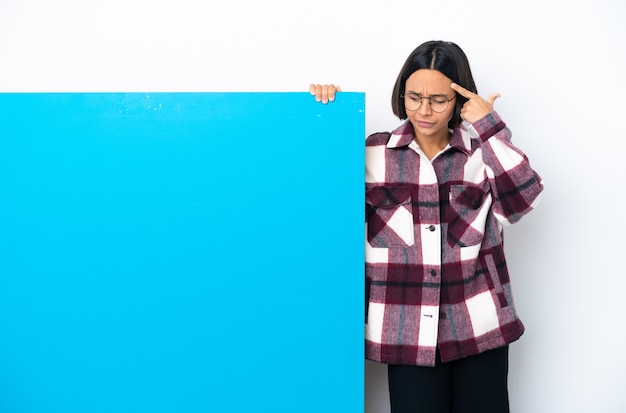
[{"xmin": 416, "ymin": 120, "xmax": 434, "ymax": 128}]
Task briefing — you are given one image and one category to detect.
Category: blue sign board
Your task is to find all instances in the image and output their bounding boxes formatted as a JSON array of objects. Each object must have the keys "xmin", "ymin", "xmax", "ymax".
[{"xmin": 0, "ymin": 92, "xmax": 365, "ymax": 413}]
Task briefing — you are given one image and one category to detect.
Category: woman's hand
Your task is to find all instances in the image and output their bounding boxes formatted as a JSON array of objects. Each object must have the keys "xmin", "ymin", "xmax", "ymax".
[
  {"xmin": 450, "ymin": 83, "xmax": 500, "ymax": 124},
  {"xmin": 309, "ymin": 84, "xmax": 342, "ymax": 104}
]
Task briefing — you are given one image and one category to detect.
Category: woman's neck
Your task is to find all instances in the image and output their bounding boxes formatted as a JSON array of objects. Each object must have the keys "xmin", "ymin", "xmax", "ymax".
[{"xmin": 415, "ymin": 132, "xmax": 450, "ymax": 160}]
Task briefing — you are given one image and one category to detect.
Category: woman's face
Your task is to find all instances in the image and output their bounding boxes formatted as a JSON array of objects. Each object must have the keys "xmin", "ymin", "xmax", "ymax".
[{"xmin": 404, "ymin": 69, "xmax": 456, "ymax": 141}]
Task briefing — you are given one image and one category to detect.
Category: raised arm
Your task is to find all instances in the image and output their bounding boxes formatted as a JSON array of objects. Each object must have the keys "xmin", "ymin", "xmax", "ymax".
[{"xmin": 451, "ymin": 82, "xmax": 544, "ymax": 225}]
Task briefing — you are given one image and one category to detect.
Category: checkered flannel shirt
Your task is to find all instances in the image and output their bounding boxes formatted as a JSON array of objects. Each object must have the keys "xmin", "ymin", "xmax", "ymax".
[{"xmin": 365, "ymin": 111, "xmax": 543, "ymax": 367}]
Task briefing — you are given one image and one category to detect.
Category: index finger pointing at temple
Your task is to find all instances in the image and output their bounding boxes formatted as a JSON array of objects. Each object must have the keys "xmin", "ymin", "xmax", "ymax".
[{"xmin": 450, "ymin": 83, "xmax": 476, "ymax": 98}]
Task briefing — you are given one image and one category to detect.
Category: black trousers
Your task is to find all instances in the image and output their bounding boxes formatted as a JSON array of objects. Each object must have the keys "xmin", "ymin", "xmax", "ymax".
[{"xmin": 387, "ymin": 346, "xmax": 510, "ymax": 413}]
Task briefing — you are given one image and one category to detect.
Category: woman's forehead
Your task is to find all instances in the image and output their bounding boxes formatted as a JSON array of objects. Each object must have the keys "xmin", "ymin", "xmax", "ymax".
[{"xmin": 405, "ymin": 70, "xmax": 453, "ymax": 94}]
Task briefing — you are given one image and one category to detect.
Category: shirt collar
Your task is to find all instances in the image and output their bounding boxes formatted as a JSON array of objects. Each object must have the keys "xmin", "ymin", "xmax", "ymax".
[{"xmin": 387, "ymin": 120, "xmax": 473, "ymax": 155}]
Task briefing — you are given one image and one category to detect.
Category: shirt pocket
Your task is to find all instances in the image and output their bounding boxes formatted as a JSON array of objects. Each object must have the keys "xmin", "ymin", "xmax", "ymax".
[
  {"xmin": 366, "ymin": 186, "xmax": 414, "ymax": 248},
  {"xmin": 446, "ymin": 184, "xmax": 492, "ymax": 248}
]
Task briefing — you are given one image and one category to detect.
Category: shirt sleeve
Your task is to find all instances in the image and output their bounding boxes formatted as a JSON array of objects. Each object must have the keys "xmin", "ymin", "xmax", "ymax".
[{"xmin": 465, "ymin": 111, "xmax": 544, "ymax": 225}]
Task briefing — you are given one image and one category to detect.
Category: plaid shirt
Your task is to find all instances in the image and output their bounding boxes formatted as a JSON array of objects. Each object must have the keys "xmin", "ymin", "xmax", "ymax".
[{"xmin": 365, "ymin": 111, "xmax": 543, "ymax": 367}]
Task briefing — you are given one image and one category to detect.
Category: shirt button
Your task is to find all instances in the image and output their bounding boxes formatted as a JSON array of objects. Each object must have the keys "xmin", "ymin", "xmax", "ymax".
[
  {"xmin": 430, "ymin": 269, "xmax": 437, "ymax": 277},
  {"xmin": 440, "ymin": 312, "xmax": 447, "ymax": 319},
  {"xmin": 426, "ymin": 225, "xmax": 436, "ymax": 232}
]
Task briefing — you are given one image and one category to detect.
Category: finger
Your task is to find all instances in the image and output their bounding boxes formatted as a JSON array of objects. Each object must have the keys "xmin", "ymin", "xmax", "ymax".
[
  {"xmin": 328, "ymin": 84, "xmax": 341, "ymax": 102},
  {"xmin": 310, "ymin": 84, "xmax": 323, "ymax": 102},
  {"xmin": 450, "ymin": 83, "xmax": 476, "ymax": 99},
  {"xmin": 322, "ymin": 84, "xmax": 341, "ymax": 103},
  {"xmin": 330, "ymin": 85, "xmax": 342, "ymax": 101},
  {"xmin": 321, "ymin": 84, "xmax": 331, "ymax": 103},
  {"xmin": 487, "ymin": 93, "xmax": 501, "ymax": 105}
]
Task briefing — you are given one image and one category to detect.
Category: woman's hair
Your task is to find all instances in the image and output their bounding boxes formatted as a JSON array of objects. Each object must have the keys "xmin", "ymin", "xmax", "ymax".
[{"xmin": 391, "ymin": 40, "xmax": 477, "ymax": 128}]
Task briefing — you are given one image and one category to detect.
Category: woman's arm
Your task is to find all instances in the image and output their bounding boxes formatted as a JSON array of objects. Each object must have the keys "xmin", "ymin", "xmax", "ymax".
[{"xmin": 452, "ymin": 83, "xmax": 544, "ymax": 225}]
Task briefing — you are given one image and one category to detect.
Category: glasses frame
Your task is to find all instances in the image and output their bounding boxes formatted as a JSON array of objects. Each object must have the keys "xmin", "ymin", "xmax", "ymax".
[{"xmin": 401, "ymin": 93, "xmax": 456, "ymax": 113}]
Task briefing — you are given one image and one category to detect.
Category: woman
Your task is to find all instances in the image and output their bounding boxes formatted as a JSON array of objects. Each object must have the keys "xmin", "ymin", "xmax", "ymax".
[{"xmin": 311, "ymin": 40, "xmax": 543, "ymax": 413}]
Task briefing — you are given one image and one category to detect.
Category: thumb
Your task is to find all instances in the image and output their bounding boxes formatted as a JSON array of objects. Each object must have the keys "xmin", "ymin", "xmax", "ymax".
[{"xmin": 487, "ymin": 93, "xmax": 501, "ymax": 105}]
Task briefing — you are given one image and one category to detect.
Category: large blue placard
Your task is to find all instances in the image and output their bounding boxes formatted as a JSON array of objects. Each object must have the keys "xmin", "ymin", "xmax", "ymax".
[{"xmin": 0, "ymin": 92, "xmax": 365, "ymax": 413}]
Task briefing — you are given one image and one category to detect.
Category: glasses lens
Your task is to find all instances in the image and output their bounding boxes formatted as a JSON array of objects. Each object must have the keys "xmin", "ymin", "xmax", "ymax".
[
  {"xmin": 404, "ymin": 94, "xmax": 420, "ymax": 111},
  {"xmin": 430, "ymin": 96, "xmax": 449, "ymax": 113}
]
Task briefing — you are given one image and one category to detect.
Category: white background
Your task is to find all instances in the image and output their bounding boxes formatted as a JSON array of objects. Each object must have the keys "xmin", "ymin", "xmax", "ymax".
[{"xmin": 1, "ymin": 1, "xmax": 625, "ymax": 412}]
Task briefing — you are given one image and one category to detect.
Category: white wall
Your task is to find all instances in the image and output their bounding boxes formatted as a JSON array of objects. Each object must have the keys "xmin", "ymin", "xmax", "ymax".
[{"xmin": 1, "ymin": 0, "xmax": 625, "ymax": 411}]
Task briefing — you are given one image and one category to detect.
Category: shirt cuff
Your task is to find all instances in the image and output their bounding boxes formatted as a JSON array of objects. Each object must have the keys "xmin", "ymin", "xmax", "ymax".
[{"xmin": 464, "ymin": 112, "xmax": 507, "ymax": 143}]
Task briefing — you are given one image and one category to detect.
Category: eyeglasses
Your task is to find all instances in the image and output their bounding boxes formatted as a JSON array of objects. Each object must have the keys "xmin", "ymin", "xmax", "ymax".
[{"xmin": 402, "ymin": 93, "xmax": 456, "ymax": 113}]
